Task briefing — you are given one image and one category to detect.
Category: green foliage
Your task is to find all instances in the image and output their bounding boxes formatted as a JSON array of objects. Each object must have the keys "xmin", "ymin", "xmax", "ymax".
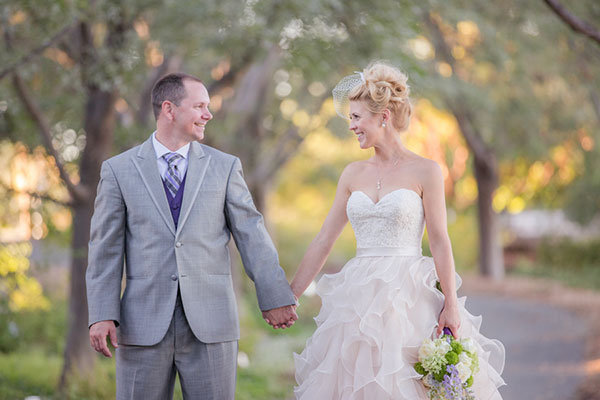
[
  {"xmin": 450, "ymin": 340, "xmax": 463, "ymax": 355},
  {"xmin": 0, "ymin": 349, "xmax": 61, "ymax": 399},
  {"xmin": 433, "ymin": 363, "xmax": 448, "ymax": 382},
  {"xmin": 466, "ymin": 375, "xmax": 473, "ymax": 387},
  {"xmin": 414, "ymin": 361, "xmax": 426, "ymax": 375},
  {"xmin": 0, "ymin": 243, "xmax": 49, "ymax": 314},
  {"xmin": 565, "ymin": 149, "xmax": 600, "ymax": 223},
  {"xmin": 0, "ymin": 289, "xmax": 304, "ymax": 399},
  {"xmin": 0, "ymin": 292, "xmax": 65, "ymax": 353},
  {"xmin": 537, "ymin": 238, "xmax": 600, "ymax": 269},
  {"xmin": 445, "ymin": 350, "xmax": 458, "ymax": 364},
  {"xmin": 513, "ymin": 237, "xmax": 600, "ymax": 291},
  {"xmin": 425, "ymin": 210, "xmax": 480, "ymax": 272}
]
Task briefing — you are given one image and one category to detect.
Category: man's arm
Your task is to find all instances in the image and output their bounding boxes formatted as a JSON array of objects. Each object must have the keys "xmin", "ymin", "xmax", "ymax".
[
  {"xmin": 86, "ymin": 161, "xmax": 126, "ymax": 355},
  {"xmin": 224, "ymin": 158, "xmax": 296, "ymax": 327}
]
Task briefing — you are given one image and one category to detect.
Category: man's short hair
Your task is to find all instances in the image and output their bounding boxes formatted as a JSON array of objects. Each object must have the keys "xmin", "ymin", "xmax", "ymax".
[{"xmin": 151, "ymin": 73, "xmax": 203, "ymax": 120}]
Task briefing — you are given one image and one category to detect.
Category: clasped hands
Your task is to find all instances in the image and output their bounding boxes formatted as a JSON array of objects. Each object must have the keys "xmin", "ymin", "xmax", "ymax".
[{"xmin": 262, "ymin": 303, "xmax": 298, "ymax": 329}]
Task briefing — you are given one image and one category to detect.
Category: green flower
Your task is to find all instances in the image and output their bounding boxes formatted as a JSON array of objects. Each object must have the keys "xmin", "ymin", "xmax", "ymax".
[
  {"xmin": 445, "ymin": 351, "xmax": 458, "ymax": 365},
  {"xmin": 422, "ymin": 353, "xmax": 446, "ymax": 375},
  {"xmin": 466, "ymin": 375, "xmax": 474, "ymax": 387},
  {"xmin": 433, "ymin": 365, "xmax": 447, "ymax": 382},
  {"xmin": 451, "ymin": 341, "xmax": 463, "ymax": 355},
  {"xmin": 414, "ymin": 362, "xmax": 426, "ymax": 375}
]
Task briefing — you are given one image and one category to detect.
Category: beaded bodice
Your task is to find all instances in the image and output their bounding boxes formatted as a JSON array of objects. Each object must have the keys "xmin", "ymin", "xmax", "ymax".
[{"xmin": 346, "ymin": 189, "xmax": 425, "ymax": 249}]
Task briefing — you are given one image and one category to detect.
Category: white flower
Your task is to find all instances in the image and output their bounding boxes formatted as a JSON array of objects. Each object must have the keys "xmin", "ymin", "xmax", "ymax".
[
  {"xmin": 418, "ymin": 338, "xmax": 453, "ymax": 374},
  {"xmin": 418, "ymin": 339, "xmax": 437, "ymax": 362},
  {"xmin": 460, "ymin": 337, "xmax": 476, "ymax": 353},
  {"xmin": 456, "ymin": 361, "xmax": 472, "ymax": 382},
  {"xmin": 459, "ymin": 351, "xmax": 472, "ymax": 368},
  {"xmin": 434, "ymin": 338, "xmax": 452, "ymax": 354}
]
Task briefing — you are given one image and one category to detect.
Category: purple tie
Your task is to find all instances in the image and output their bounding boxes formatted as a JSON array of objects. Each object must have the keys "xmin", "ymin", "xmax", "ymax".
[{"xmin": 162, "ymin": 152, "xmax": 184, "ymax": 197}]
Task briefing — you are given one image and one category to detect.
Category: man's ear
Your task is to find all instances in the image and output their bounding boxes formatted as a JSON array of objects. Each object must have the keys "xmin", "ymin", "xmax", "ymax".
[{"xmin": 161, "ymin": 101, "xmax": 175, "ymax": 121}]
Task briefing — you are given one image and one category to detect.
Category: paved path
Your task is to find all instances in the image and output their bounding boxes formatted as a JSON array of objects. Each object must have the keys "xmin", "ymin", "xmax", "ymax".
[{"xmin": 462, "ymin": 292, "xmax": 588, "ymax": 400}]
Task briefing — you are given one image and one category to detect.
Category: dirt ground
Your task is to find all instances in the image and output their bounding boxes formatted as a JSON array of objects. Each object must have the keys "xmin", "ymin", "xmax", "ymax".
[{"xmin": 460, "ymin": 273, "xmax": 600, "ymax": 400}]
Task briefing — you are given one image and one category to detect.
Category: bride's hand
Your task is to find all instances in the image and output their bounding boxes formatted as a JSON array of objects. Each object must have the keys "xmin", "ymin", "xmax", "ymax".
[{"xmin": 437, "ymin": 303, "xmax": 460, "ymax": 339}]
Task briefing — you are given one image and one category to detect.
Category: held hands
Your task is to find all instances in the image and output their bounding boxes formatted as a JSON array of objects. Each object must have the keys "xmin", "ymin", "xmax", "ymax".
[
  {"xmin": 437, "ymin": 303, "xmax": 460, "ymax": 339},
  {"xmin": 89, "ymin": 320, "xmax": 118, "ymax": 357},
  {"xmin": 262, "ymin": 304, "xmax": 298, "ymax": 329}
]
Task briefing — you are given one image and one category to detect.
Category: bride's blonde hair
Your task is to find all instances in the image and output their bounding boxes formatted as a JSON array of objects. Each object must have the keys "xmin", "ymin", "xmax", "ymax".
[{"xmin": 349, "ymin": 61, "xmax": 412, "ymax": 131}]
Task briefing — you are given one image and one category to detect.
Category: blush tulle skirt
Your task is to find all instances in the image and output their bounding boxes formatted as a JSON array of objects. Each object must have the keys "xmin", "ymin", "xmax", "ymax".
[{"xmin": 294, "ymin": 249, "xmax": 505, "ymax": 399}]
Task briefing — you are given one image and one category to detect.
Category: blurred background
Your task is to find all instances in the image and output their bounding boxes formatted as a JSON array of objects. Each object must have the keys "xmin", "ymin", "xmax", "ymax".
[{"xmin": 0, "ymin": 0, "xmax": 599, "ymax": 399}]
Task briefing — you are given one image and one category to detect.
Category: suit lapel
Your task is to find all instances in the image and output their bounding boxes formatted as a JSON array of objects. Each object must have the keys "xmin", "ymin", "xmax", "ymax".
[
  {"xmin": 176, "ymin": 141, "xmax": 210, "ymax": 238},
  {"xmin": 132, "ymin": 137, "xmax": 176, "ymax": 236}
]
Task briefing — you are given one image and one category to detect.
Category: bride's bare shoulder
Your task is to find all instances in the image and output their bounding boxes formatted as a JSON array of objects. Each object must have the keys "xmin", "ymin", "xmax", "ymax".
[
  {"xmin": 342, "ymin": 159, "xmax": 369, "ymax": 176},
  {"xmin": 338, "ymin": 160, "xmax": 369, "ymax": 190},
  {"xmin": 409, "ymin": 156, "xmax": 444, "ymax": 189}
]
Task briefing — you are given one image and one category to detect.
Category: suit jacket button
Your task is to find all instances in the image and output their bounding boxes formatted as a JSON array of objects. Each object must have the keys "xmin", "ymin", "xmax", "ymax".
[
  {"xmin": 175, "ymin": 242, "xmax": 182, "ymax": 248},
  {"xmin": 171, "ymin": 274, "xmax": 178, "ymax": 281}
]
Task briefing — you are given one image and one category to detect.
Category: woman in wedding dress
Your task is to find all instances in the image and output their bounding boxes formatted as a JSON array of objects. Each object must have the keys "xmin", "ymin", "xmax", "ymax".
[{"xmin": 290, "ymin": 61, "xmax": 505, "ymax": 399}]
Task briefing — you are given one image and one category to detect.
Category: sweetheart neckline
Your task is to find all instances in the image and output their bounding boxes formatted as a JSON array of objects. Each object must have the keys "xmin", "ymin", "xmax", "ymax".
[{"xmin": 350, "ymin": 188, "xmax": 422, "ymax": 206}]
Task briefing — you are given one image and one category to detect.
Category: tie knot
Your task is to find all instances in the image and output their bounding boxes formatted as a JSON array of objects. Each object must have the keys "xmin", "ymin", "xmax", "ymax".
[{"xmin": 163, "ymin": 152, "xmax": 183, "ymax": 166}]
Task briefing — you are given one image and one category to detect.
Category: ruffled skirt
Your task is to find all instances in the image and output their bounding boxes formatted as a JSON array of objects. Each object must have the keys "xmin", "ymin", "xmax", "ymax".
[{"xmin": 294, "ymin": 251, "xmax": 505, "ymax": 399}]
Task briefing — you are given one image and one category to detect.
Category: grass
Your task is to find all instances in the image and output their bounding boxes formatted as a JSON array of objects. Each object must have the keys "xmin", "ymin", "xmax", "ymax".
[
  {"xmin": 511, "ymin": 259, "xmax": 600, "ymax": 291},
  {"xmin": 0, "ymin": 347, "xmax": 299, "ymax": 400},
  {"xmin": 0, "ymin": 348, "xmax": 117, "ymax": 400},
  {"xmin": 0, "ymin": 292, "xmax": 313, "ymax": 400}
]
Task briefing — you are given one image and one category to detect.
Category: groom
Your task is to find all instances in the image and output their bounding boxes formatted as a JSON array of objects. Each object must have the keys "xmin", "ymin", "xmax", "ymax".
[{"xmin": 86, "ymin": 73, "xmax": 297, "ymax": 399}]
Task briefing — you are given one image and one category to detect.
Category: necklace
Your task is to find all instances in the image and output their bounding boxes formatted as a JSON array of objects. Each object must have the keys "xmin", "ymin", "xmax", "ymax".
[{"xmin": 375, "ymin": 157, "xmax": 400, "ymax": 190}]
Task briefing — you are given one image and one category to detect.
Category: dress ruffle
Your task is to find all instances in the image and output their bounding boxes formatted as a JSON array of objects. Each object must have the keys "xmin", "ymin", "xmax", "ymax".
[{"xmin": 294, "ymin": 254, "xmax": 506, "ymax": 399}]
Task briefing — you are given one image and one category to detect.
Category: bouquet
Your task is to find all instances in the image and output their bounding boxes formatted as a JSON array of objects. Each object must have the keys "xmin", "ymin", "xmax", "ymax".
[{"xmin": 414, "ymin": 328, "xmax": 479, "ymax": 400}]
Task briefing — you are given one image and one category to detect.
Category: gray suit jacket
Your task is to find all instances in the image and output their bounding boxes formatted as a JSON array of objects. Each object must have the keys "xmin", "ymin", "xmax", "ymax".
[{"xmin": 86, "ymin": 136, "xmax": 295, "ymax": 345}]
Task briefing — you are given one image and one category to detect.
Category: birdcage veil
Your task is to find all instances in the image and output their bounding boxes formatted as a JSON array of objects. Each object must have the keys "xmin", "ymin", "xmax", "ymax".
[{"xmin": 332, "ymin": 71, "xmax": 365, "ymax": 120}]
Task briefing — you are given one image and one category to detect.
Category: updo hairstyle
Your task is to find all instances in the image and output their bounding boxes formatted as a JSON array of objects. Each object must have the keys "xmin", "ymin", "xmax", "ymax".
[{"xmin": 349, "ymin": 61, "xmax": 412, "ymax": 131}]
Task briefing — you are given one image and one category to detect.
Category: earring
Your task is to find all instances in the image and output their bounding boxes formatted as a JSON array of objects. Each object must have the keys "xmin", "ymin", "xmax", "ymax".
[{"xmin": 382, "ymin": 122, "xmax": 386, "ymax": 127}]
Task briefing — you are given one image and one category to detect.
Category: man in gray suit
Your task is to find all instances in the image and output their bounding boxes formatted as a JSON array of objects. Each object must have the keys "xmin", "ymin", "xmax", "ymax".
[{"xmin": 86, "ymin": 73, "xmax": 297, "ymax": 399}]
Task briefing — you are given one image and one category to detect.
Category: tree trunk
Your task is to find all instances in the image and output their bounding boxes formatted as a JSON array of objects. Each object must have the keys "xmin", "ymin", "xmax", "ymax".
[
  {"xmin": 59, "ymin": 201, "xmax": 96, "ymax": 386},
  {"xmin": 448, "ymin": 106, "xmax": 505, "ymax": 280},
  {"xmin": 60, "ymin": 87, "xmax": 117, "ymax": 388},
  {"xmin": 473, "ymin": 154, "xmax": 504, "ymax": 280}
]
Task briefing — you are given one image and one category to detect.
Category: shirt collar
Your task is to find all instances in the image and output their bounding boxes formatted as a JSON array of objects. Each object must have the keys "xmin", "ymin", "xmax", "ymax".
[{"xmin": 152, "ymin": 131, "xmax": 190, "ymax": 160}]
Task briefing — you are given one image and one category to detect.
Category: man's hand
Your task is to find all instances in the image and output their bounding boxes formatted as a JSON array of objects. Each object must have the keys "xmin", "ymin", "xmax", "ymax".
[
  {"xmin": 262, "ymin": 304, "xmax": 298, "ymax": 329},
  {"xmin": 89, "ymin": 320, "xmax": 118, "ymax": 357}
]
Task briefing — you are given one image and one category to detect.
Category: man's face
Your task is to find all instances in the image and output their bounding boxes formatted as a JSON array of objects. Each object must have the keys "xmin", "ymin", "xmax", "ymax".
[{"xmin": 172, "ymin": 80, "xmax": 212, "ymax": 142}]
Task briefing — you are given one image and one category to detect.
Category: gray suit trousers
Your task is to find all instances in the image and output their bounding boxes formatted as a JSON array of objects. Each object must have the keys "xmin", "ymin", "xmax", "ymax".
[{"xmin": 116, "ymin": 292, "xmax": 237, "ymax": 400}]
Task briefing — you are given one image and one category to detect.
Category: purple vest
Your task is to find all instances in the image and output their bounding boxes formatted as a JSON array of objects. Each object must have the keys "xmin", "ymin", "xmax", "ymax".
[{"xmin": 162, "ymin": 172, "xmax": 187, "ymax": 229}]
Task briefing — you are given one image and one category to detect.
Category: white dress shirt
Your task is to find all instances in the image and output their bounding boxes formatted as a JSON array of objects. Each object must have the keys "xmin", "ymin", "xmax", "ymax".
[{"xmin": 152, "ymin": 131, "xmax": 190, "ymax": 181}]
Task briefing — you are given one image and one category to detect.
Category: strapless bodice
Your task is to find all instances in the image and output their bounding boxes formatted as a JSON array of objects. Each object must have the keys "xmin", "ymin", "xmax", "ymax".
[{"xmin": 346, "ymin": 189, "xmax": 425, "ymax": 252}]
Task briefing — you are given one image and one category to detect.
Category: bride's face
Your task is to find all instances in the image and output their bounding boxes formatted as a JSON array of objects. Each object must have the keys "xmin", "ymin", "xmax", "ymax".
[{"xmin": 349, "ymin": 101, "xmax": 383, "ymax": 149}]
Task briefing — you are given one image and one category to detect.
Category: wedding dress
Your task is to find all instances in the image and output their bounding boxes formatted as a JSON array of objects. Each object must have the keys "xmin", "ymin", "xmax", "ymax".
[{"xmin": 294, "ymin": 189, "xmax": 505, "ymax": 399}]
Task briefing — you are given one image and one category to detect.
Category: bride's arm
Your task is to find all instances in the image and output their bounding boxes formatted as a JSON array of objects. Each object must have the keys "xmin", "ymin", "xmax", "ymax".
[
  {"xmin": 421, "ymin": 160, "xmax": 460, "ymax": 334},
  {"xmin": 290, "ymin": 165, "xmax": 353, "ymax": 299}
]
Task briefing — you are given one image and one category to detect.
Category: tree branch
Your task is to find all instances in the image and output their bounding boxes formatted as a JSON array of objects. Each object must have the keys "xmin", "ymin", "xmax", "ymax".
[
  {"xmin": 423, "ymin": 12, "xmax": 496, "ymax": 171},
  {"xmin": 11, "ymin": 74, "xmax": 85, "ymax": 203},
  {"xmin": 543, "ymin": 0, "xmax": 600, "ymax": 46},
  {"xmin": 1, "ymin": 182, "xmax": 73, "ymax": 208},
  {"xmin": 248, "ymin": 126, "xmax": 301, "ymax": 185},
  {"xmin": 2, "ymin": 16, "xmax": 84, "ymax": 204},
  {"xmin": 0, "ymin": 21, "xmax": 78, "ymax": 81},
  {"xmin": 207, "ymin": 49, "xmax": 256, "ymax": 95},
  {"xmin": 591, "ymin": 90, "xmax": 600, "ymax": 126}
]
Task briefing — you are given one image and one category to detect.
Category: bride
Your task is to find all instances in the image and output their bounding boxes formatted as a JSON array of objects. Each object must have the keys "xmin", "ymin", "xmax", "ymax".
[{"xmin": 290, "ymin": 61, "xmax": 505, "ymax": 399}]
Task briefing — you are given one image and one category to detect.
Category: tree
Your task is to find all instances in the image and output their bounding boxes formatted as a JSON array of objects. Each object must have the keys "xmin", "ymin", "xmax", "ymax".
[
  {"xmin": 0, "ymin": 0, "xmax": 421, "ymax": 389},
  {"xmin": 1, "ymin": 0, "xmax": 149, "ymax": 388},
  {"xmin": 540, "ymin": 0, "xmax": 600, "ymax": 223}
]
